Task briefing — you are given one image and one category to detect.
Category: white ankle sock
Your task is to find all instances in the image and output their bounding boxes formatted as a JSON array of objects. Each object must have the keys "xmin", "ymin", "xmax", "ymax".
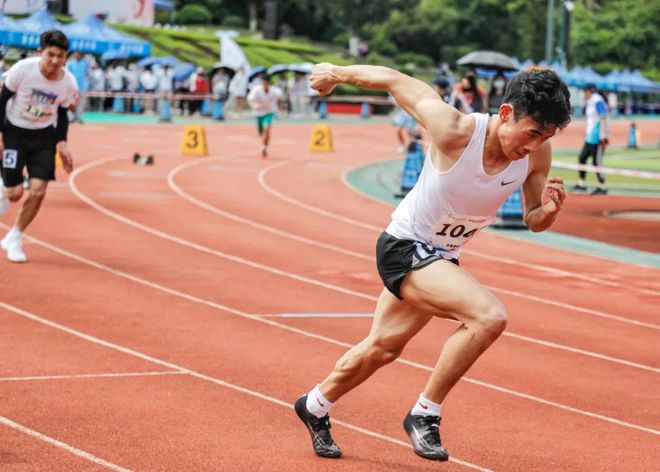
[
  {"xmin": 306, "ymin": 385, "xmax": 333, "ymax": 418},
  {"xmin": 7, "ymin": 227, "xmax": 21, "ymax": 239},
  {"xmin": 411, "ymin": 392, "xmax": 442, "ymax": 417}
]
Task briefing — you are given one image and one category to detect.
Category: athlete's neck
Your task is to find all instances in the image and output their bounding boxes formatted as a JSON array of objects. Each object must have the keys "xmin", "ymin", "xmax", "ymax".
[{"xmin": 482, "ymin": 116, "xmax": 509, "ymax": 174}]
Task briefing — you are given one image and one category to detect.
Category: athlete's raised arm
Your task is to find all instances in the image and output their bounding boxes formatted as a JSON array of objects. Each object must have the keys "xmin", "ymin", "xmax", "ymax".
[{"xmin": 309, "ymin": 63, "xmax": 469, "ymax": 152}]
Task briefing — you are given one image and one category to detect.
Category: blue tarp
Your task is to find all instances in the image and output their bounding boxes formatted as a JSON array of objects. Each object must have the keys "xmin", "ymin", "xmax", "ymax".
[{"xmin": 62, "ymin": 15, "xmax": 151, "ymax": 57}]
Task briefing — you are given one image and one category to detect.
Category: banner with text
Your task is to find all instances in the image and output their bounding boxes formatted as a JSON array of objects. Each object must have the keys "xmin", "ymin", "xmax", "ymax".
[{"xmin": 69, "ymin": 0, "xmax": 154, "ymax": 26}]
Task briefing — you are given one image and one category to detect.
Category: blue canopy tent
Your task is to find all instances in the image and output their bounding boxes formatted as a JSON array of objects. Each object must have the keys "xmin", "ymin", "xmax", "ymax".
[
  {"xmin": 62, "ymin": 15, "xmax": 151, "ymax": 57},
  {"xmin": 0, "ymin": 8, "xmax": 62, "ymax": 49},
  {"xmin": 0, "ymin": 13, "xmax": 19, "ymax": 45}
]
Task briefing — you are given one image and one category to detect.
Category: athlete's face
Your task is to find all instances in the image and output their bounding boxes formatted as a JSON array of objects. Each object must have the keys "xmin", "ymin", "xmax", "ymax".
[
  {"xmin": 38, "ymin": 46, "xmax": 67, "ymax": 78},
  {"xmin": 497, "ymin": 104, "xmax": 557, "ymax": 160}
]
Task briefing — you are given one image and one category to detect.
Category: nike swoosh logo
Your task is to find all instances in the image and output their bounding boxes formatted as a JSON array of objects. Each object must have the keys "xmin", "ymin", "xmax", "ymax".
[
  {"xmin": 501, "ymin": 180, "xmax": 516, "ymax": 186},
  {"xmin": 418, "ymin": 402, "xmax": 428, "ymax": 409},
  {"xmin": 317, "ymin": 398, "xmax": 325, "ymax": 407}
]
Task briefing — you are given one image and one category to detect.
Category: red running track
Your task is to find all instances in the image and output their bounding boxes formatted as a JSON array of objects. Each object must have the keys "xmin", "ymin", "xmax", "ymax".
[{"xmin": 0, "ymin": 122, "xmax": 658, "ymax": 471}]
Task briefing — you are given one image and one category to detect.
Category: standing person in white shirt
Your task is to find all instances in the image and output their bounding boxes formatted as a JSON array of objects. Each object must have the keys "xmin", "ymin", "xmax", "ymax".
[
  {"xmin": 226, "ymin": 67, "xmax": 248, "ymax": 118},
  {"xmin": 247, "ymin": 75, "xmax": 282, "ymax": 158},
  {"xmin": 139, "ymin": 65, "xmax": 158, "ymax": 113},
  {"xmin": 294, "ymin": 63, "xmax": 569, "ymax": 462},
  {"xmin": 0, "ymin": 30, "xmax": 78, "ymax": 263},
  {"xmin": 107, "ymin": 63, "xmax": 126, "ymax": 112}
]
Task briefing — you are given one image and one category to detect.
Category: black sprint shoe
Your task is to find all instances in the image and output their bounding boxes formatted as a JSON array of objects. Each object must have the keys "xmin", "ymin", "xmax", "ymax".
[
  {"xmin": 403, "ymin": 410, "xmax": 449, "ymax": 461},
  {"xmin": 294, "ymin": 394, "xmax": 342, "ymax": 458},
  {"xmin": 571, "ymin": 184, "xmax": 588, "ymax": 193}
]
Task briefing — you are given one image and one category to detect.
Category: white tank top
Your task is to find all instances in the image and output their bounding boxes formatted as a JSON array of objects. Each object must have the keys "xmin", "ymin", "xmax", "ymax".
[{"xmin": 386, "ymin": 113, "xmax": 529, "ymax": 258}]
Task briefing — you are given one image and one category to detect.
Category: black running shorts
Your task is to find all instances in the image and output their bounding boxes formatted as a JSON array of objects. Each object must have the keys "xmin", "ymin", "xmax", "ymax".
[
  {"xmin": 1, "ymin": 122, "xmax": 57, "ymax": 187},
  {"xmin": 376, "ymin": 231, "xmax": 459, "ymax": 300}
]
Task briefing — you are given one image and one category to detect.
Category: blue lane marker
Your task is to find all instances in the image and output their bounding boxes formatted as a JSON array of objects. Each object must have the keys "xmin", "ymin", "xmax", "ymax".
[{"xmin": 281, "ymin": 313, "xmax": 374, "ymax": 318}]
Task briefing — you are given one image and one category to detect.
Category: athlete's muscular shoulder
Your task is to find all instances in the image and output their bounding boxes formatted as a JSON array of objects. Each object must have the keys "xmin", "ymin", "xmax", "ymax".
[{"xmin": 428, "ymin": 114, "xmax": 475, "ymax": 171}]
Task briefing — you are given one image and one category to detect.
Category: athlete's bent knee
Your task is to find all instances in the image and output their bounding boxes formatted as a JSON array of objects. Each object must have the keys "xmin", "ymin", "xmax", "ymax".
[
  {"xmin": 478, "ymin": 302, "xmax": 508, "ymax": 338},
  {"xmin": 28, "ymin": 187, "xmax": 47, "ymax": 201},
  {"xmin": 7, "ymin": 188, "xmax": 23, "ymax": 201}
]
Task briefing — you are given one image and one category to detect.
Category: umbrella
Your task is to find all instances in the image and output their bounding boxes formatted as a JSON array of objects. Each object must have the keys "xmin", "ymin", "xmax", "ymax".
[
  {"xmin": 267, "ymin": 64, "xmax": 289, "ymax": 76},
  {"xmin": 101, "ymin": 50, "xmax": 131, "ymax": 63},
  {"xmin": 248, "ymin": 66, "xmax": 267, "ymax": 82},
  {"xmin": 137, "ymin": 56, "xmax": 179, "ymax": 68},
  {"xmin": 456, "ymin": 51, "xmax": 519, "ymax": 71},
  {"xmin": 211, "ymin": 62, "xmax": 236, "ymax": 79},
  {"xmin": 288, "ymin": 62, "xmax": 314, "ymax": 75},
  {"xmin": 173, "ymin": 62, "xmax": 196, "ymax": 82}
]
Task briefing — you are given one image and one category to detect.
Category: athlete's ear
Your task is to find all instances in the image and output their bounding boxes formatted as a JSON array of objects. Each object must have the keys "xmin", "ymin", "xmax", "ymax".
[{"xmin": 499, "ymin": 104, "xmax": 513, "ymax": 122}]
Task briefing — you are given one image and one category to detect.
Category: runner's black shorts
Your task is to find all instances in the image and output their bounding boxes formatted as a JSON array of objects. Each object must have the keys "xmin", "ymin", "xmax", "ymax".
[
  {"xmin": 1, "ymin": 122, "xmax": 57, "ymax": 187},
  {"xmin": 376, "ymin": 231, "xmax": 459, "ymax": 300}
]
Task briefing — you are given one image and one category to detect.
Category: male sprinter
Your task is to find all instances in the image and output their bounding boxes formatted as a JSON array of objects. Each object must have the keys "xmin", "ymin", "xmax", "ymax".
[
  {"xmin": 247, "ymin": 74, "xmax": 282, "ymax": 158},
  {"xmin": 294, "ymin": 63, "xmax": 570, "ymax": 461},
  {"xmin": 0, "ymin": 30, "xmax": 78, "ymax": 262}
]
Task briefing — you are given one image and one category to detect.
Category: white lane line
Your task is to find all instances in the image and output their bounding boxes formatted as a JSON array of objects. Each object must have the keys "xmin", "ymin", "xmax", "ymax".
[
  {"xmin": 503, "ymin": 332, "xmax": 660, "ymax": 373},
  {"xmin": 0, "ymin": 371, "xmax": 185, "ymax": 382},
  {"xmin": 72, "ymin": 163, "xmax": 660, "ymax": 368},
  {"xmin": 168, "ymin": 159, "xmax": 372, "ymax": 261},
  {"xmin": 0, "ymin": 301, "xmax": 491, "ymax": 472},
  {"xmin": 71, "ymin": 159, "xmax": 374, "ymax": 302},
  {"xmin": 99, "ymin": 191, "xmax": 176, "ymax": 200},
  {"xmin": 10, "ymin": 229, "xmax": 660, "ymax": 436},
  {"xmin": 106, "ymin": 171, "xmax": 171, "ymax": 179},
  {"xmin": 0, "ymin": 416, "xmax": 131, "ymax": 471}
]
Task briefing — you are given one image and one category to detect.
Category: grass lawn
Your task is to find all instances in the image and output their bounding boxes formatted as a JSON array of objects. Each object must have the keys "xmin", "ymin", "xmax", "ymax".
[{"xmin": 552, "ymin": 146, "xmax": 660, "ymax": 194}]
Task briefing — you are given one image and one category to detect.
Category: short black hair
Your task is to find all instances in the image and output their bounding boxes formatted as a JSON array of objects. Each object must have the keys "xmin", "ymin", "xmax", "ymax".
[
  {"xmin": 39, "ymin": 30, "xmax": 69, "ymax": 51},
  {"xmin": 584, "ymin": 83, "xmax": 597, "ymax": 92},
  {"xmin": 503, "ymin": 70, "xmax": 571, "ymax": 129}
]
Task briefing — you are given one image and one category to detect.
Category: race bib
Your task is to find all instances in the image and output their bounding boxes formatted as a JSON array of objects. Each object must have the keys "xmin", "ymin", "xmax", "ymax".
[
  {"xmin": 2, "ymin": 149, "xmax": 18, "ymax": 169},
  {"xmin": 427, "ymin": 214, "xmax": 495, "ymax": 251}
]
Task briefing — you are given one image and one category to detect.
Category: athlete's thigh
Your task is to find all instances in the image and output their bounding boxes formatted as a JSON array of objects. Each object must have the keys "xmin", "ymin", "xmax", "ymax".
[
  {"xmin": 26, "ymin": 147, "xmax": 56, "ymax": 182},
  {"xmin": 367, "ymin": 288, "xmax": 434, "ymax": 348},
  {"xmin": 400, "ymin": 258, "xmax": 501, "ymax": 324}
]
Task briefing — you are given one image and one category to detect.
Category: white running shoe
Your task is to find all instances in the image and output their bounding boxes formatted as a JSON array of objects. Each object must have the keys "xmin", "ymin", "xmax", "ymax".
[{"xmin": 1, "ymin": 233, "xmax": 27, "ymax": 263}]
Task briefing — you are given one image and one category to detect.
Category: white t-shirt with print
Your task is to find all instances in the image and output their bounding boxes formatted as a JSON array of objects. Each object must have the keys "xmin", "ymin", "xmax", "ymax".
[
  {"xmin": 4, "ymin": 57, "xmax": 78, "ymax": 130},
  {"xmin": 247, "ymin": 84, "xmax": 282, "ymax": 117}
]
